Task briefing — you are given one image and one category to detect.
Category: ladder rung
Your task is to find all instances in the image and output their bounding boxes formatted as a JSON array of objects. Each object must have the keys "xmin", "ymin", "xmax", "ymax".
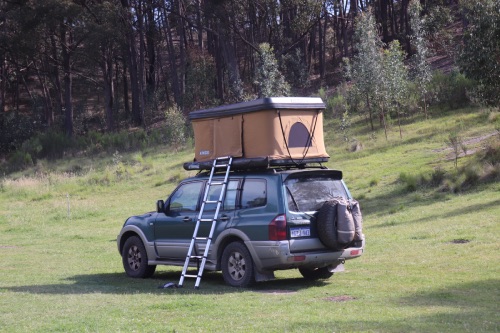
[
  {"xmin": 204, "ymin": 200, "xmax": 219, "ymax": 204},
  {"xmin": 189, "ymin": 255, "xmax": 203, "ymax": 259},
  {"xmin": 199, "ymin": 219, "xmax": 214, "ymax": 223},
  {"xmin": 209, "ymin": 181, "xmax": 226, "ymax": 186},
  {"xmin": 184, "ymin": 274, "xmax": 198, "ymax": 278},
  {"xmin": 214, "ymin": 164, "xmax": 229, "ymax": 168},
  {"xmin": 195, "ymin": 237, "xmax": 209, "ymax": 240}
]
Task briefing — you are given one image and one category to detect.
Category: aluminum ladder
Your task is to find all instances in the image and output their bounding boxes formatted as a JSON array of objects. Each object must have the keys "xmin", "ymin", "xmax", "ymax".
[{"xmin": 178, "ymin": 156, "xmax": 233, "ymax": 289}]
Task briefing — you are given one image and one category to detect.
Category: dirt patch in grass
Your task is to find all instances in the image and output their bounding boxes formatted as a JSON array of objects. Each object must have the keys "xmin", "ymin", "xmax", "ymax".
[
  {"xmin": 450, "ymin": 238, "xmax": 471, "ymax": 244},
  {"xmin": 433, "ymin": 132, "xmax": 498, "ymax": 159},
  {"xmin": 324, "ymin": 295, "xmax": 356, "ymax": 302}
]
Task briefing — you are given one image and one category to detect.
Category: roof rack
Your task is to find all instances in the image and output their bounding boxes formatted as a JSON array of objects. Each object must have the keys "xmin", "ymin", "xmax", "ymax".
[{"xmin": 183, "ymin": 157, "xmax": 329, "ymax": 172}]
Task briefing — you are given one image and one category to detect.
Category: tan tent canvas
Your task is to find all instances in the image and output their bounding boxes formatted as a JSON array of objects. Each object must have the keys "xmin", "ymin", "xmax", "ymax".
[{"xmin": 187, "ymin": 97, "xmax": 329, "ymax": 168}]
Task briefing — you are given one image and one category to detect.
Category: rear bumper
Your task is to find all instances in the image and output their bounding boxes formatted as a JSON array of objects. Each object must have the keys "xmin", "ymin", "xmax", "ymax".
[{"xmin": 247, "ymin": 235, "xmax": 365, "ymax": 272}]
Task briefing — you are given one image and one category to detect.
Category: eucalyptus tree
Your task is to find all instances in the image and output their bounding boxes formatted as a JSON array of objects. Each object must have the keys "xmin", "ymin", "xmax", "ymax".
[
  {"xmin": 381, "ymin": 40, "xmax": 410, "ymax": 139},
  {"xmin": 120, "ymin": 0, "xmax": 144, "ymax": 126},
  {"xmin": 409, "ymin": 0, "xmax": 432, "ymax": 119},
  {"xmin": 254, "ymin": 43, "xmax": 290, "ymax": 98},
  {"xmin": 459, "ymin": 0, "xmax": 500, "ymax": 107},
  {"xmin": 347, "ymin": 10, "xmax": 384, "ymax": 131},
  {"xmin": 83, "ymin": 1, "xmax": 126, "ymax": 132}
]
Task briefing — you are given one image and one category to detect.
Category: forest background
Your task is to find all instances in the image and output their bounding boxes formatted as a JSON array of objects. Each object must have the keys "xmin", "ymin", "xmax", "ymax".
[{"xmin": 0, "ymin": 0, "xmax": 498, "ymax": 172}]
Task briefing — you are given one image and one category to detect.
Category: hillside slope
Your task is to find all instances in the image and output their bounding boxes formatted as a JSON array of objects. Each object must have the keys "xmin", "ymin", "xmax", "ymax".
[{"xmin": 0, "ymin": 106, "xmax": 498, "ymax": 332}]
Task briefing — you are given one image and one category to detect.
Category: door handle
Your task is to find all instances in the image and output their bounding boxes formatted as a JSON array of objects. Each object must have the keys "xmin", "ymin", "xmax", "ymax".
[
  {"xmin": 183, "ymin": 217, "xmax": 192, "ymax": 222},
  {"xmin": 219, "ymin": 215, "xmax": 229, "ymax": 222}
]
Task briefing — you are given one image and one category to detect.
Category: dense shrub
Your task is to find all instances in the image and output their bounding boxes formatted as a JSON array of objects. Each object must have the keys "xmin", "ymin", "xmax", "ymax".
[
  {"xmin": 164, "ymin": 104, "xmax": 187, "ymax": 148},
  {"xmin": 428, "ymin": 71, "xmax": 475, "ymax": 109},
  {"xmin": 8, "ymin": 150, "xmax": 34, "ymax": 170},
  {"xmin": 283, "ymin": 48, "xmax": 309, "ymax": 90},
  {"xmin": 0, "ymin": 112, "xmax": 44, "ymax": 153}
]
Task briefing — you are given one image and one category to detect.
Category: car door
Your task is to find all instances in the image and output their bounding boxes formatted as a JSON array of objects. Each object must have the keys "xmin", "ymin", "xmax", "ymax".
[
  {"xmin": 154, "ymin": 179, "xmax": 239, "ymax": 259},
  {"xmin": 154, "ymin": 181, "xmax": 203, "ymax": 259}
]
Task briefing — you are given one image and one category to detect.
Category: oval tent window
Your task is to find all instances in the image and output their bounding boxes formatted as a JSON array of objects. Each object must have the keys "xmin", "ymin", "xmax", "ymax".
[{"xmin": 288, "ymin": 122, "xmax": 312, "ymax": 148}]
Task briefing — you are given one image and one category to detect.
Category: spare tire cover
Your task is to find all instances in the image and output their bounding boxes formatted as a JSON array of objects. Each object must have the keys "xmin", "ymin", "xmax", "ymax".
[{"xmin": 317, "ymin": 198, "xmax": 355, "ymax": 250}]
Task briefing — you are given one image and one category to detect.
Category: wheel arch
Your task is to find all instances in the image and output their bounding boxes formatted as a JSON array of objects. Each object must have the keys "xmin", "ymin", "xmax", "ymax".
[
  {"xmin": 213, "ymin": 228, "xmax": 264, "ymax": 272},
  {"xmin": 215, "ymin": 234, "xmax": 244, "ymax": 270},
  {"xmin": 117, "ymin": 226, "xmax": 156, "ymax": 261}
]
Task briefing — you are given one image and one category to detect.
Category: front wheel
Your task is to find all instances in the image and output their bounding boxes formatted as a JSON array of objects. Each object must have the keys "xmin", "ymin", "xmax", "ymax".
[
  {"xmin": 221, "ymin": 242, "xmax": 255, "ymax": 287},
  {"xmin": 122, "ymin": 236, "xmax": 156, "ymax": 278},
  {"xmin": 299, "ymin": 267, "xmax": 334, "ymax": 280}
]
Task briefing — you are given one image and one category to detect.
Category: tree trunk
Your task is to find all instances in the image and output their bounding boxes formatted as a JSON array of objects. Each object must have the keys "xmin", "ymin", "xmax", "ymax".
[
  {"xmin": 318, "ymin": 8, "xmax": 325, "ymax": 79},
  {"xmin": 122, "ymin": 58, "xmax": 130, "ymax": 120},
  {"xmin": 400, "ymin": 0, "xmax": 411, "ymax": 53},
  {"xmin": 128, "ymin": 37, "xmax": 142, "ymax": 126},
  {"xmin": 380, "ymin": 0, "xmax": 389, "ymax": 43},
  {"xmin": 397, "ymin": 107, "xmax": 403, "ymax": 139},
  {"xmin": 136, "ymin": 0, "xmax": 146, "ymax": 125},
  {"xmin": 50, "ymin": 32, "xmax": 64, "ymax": 115},
  {"xmin": 101, "ymin": 47, "xmax": 114, "ymax": 132},
  {"xmin": 0, "ymin": 51, "xmax": 6, "ymax": 114},
  {"xmin": 389, "ymin": 0, "xmax": 398, "ymax": 37},
  {"xmin": 340, "ymin": 1, "xmax": 349, "ymax": 57},
  {"xmin": 121, "ymin": 2, "xmax": 143, "ymax": 126},
  {"xmin": 350, "ymin": 0, "xmax": 358, "ymax": 17},
  {"xmin": 34, "ymin": 59, "xmax": 54, "ymax": 126},
  {"xmin": 366, "ymin": 94, "xmax": 374, "ymax": 131},
  {"xmin": 196, "ymin": 0, "xmax": 203, "ymax": 49},
  {"xmin": 423, "ymin": 93, "xmax": 428, "ymax": 119},
  {"xmin": 381, "ymin": 105, "xmax": 388, "ymax": 140},
  {"xmin": 60, "ymin": 22, "xmax": 74, "ymax": 137},
  {"xmin": 145, "ymin": 3, "xmax": 156, "ymax": 93},
  {"xmin": 162, "ymin": 7, "xmax": 182, "ymax": 106},
  {"xmin": 175, "ymin": 0, "xmax": 187, "ymax": 104},
  {"xmin": 220, "ymin": 31, "xmax": 243, "ymax": 101}
]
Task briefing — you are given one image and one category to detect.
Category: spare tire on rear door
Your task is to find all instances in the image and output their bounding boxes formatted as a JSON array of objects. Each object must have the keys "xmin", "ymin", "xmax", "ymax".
[{"xmin": 316, "ymin": 198, "xmax": 355, "ymax": 250}]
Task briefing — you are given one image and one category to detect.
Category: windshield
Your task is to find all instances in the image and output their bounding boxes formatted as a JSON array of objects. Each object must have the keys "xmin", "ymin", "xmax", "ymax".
[{"xmin": 285, "ymin": 176, "xmax": 348, "ymax": 212}]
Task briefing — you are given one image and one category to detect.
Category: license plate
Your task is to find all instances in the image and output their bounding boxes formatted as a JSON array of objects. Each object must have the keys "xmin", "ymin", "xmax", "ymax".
[{"xmin": 290, "ymin": 227, "xmax": 310, "ymax": 238}]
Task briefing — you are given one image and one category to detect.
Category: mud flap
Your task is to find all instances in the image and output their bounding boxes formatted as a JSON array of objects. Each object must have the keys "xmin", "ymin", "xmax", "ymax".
[{"xmin": 329, "ymin": 263, "xmax": 345, "ymax": 273}]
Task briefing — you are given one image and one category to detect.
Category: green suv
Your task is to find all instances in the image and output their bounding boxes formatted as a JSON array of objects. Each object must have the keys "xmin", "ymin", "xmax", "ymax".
[{"xmin": 117, "ymin": 167, "xmax": 365, "ymax": 287}]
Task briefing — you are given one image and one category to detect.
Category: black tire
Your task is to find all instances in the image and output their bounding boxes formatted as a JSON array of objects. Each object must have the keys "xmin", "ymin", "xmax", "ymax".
[
  {"xmin": 299, "ymin": 267, "xmax": 334, "ymax": 280},
  {"xmin": 316, "ymin": 200, "xmax": 342, "ymax": 250},
  {"xmin": 122, "ymin": 236, "xmax": 156, "ymax": 278},
  {"xmin": 221, "ymin": 242, "xmax": 255, "ymax": 287}
]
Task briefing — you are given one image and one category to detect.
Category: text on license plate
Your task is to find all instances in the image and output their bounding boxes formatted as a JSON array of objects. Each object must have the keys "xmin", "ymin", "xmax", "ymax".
[{"xmin": 290, "ymin": 227, "xmax": 310, "ymax": 238}]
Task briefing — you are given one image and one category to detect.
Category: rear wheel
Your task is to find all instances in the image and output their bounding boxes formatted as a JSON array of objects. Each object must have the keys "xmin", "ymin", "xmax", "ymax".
[
  {"xmin": 299, "ymin": 267, "xmax": 334, "ymax": 280},
  {"xmin": 122, "ymin": 236, "xmax": 156, "ymax": 278},
  {"xmin": 221, "ymin": 242, "xmax": 255, "ymax": 287}
]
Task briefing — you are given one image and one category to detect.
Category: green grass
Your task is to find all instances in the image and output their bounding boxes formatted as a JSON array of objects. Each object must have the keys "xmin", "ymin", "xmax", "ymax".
[{"xmin": 1, "ymin": 107, "xmax": 499, "ymax": 332}]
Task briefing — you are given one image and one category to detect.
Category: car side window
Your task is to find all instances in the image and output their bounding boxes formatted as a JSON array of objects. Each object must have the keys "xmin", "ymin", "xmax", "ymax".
[
  {"xmin": 241, "ymin": 179, "xmax": 266, "ymax": 209},
  {"xmin": 204, "ymin": 180, "xmax": 239, "ymax": 211},
  {"xmin": 169, "ymin": 181, "xmax": 203, "ymax": 212}
]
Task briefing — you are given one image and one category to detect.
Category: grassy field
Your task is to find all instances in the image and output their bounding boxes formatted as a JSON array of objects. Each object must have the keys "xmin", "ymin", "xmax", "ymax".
[{"xmin": 1, "ymin": 107, "xmax": 499, "ymax": 332}]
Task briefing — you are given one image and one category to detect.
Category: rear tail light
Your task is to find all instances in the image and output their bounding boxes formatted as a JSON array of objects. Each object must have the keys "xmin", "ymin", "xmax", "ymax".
[{"xmin": 269, "ymin": 214, "xmax": 287, "ymax": 241}]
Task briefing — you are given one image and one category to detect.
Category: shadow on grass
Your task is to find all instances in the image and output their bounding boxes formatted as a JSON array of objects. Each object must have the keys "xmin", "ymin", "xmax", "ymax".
[
  {"xmin": 367, "ymin": 193, "xmax": 500, "ymax": 229},
  {"xmin": 287, "ymin": 279, "xmax": 499, "ymax": 332},
  {"xmin": 5, "ymin": 269, "xmax": 328, "ymax": 295}
]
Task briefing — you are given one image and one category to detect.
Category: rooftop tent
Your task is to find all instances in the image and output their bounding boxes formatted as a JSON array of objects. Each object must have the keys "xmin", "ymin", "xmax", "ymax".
[{"xmin": 186, "ymin": 97, "xmax": 329, "ymax": 169}]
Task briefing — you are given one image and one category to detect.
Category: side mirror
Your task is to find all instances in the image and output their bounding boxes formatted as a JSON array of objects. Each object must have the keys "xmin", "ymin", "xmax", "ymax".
[{"xmin": 156, "ymin": 200, "xmax": 165, "ymax": 213}]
